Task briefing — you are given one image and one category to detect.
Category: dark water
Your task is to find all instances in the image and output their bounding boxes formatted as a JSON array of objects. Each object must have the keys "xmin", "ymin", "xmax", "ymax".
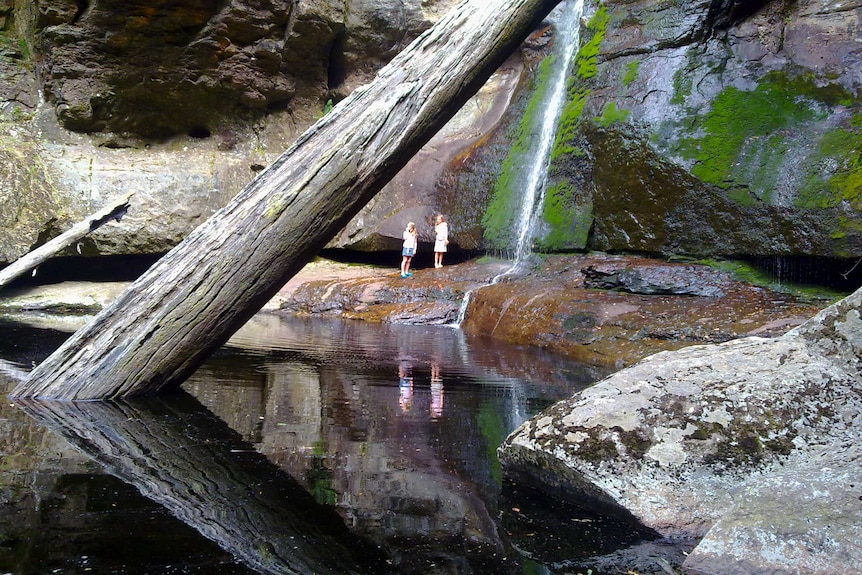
[{"xmin": 0, "ymin": 314, "xmax": 665, "ymax": 575}]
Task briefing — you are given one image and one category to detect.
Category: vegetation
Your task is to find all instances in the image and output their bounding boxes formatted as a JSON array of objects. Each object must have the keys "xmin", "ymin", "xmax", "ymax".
[
  {"xmin": 622, "ymin": 60, "xmax": 640, "ymax": 87},
  {"xmin": 538, "ymin": 182, "xmax": 592, "ymax": 251},
  {"xmin": 696, "ymin": 258, "xmax": 847, "ymax": 301},
  {"xmin": 551, "ymin": 86, "xmax": 590, "ymax": 162},
  {"xmin": 672, "ymin": 71, "xmax": 860, "ymax": 213},
  {"xmin": 674, "ymin": 74, "xmax": 825, "ymax": 192},
  {"xmin": 595, "ymin": 101, "xmax": 630, "ymax": 127},
  {"xmin": 796, "ymin": 121, "xmax": 862, "ymax": 209},
  {"xmin": 574, "ymin": 6, "xmax": 609, "ymax": 80}
]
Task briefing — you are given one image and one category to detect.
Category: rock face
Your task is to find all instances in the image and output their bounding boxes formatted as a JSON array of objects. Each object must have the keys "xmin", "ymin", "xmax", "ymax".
[
  {"xmin": 28, "ymin": 0, "xmax": 458, "ymax": 138},
  {"xmin": 524, "ymin": 0, "xmax": 862, "ymax": 258},
  {"xmin": 1, "ymin": 0, "xmax": 861, "ymax": 265},
  {"xmin": 0, "ymin": 0, "xmax": 479, "ymax": 264},
  {"xmin": 498, "ymin": 287, "xmax": 862, "ymax": 574}
]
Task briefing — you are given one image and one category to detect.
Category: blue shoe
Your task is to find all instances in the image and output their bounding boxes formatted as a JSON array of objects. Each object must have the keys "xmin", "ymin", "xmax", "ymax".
[
  {"xmin": 401, "ymin": 273, "xmax": 408, "ymax": 278},
  {"xmin": 406, "ymin": 272, "xmax": 413, "ymax": 277}
]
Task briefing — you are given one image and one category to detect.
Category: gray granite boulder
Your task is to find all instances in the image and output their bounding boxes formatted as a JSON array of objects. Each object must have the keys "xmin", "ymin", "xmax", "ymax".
[{"xmin": 498, "ymin": 287, "xmax": 862, "ymax": 574}]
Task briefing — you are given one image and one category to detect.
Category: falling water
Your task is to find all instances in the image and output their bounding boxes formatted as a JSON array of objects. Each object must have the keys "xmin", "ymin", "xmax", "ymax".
[
  {"xmin": 453, "ymin": 0, "xmax": 584, "ymax": 327},
  {"xmin": 511, "ymin": 0, "xmax": 584, "ymax": 264}
]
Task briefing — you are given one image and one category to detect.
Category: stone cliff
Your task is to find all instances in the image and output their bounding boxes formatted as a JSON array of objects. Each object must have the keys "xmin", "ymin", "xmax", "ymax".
[
  {"xmin": 483, "ymin": 0, "xmax": 862, "ymax": 259},
  {"xmin": 1, "ymin": 0, "xmax": 860, "ymax": 269}
]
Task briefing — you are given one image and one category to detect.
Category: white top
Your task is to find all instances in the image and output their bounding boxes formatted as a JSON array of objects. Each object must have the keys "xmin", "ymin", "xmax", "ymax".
[
  {"xmin": 403, "ymin": 229, "xmax": 417, "ymax": 249},
  {"xmin": 435, "ymin": 222, "xmax": 448, "ymax": 242}
]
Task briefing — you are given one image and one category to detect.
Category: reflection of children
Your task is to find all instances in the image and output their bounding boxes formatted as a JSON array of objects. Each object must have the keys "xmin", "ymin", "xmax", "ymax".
[
  {"xmin": 398, "ymin": 362, "xmax": 414, "ymax": 412},
  {"xmin": 430, "ymin": 363, "xmax": 444, "ymax": 419},
  {"xmin": 401, "ymin": 222, "xmax": 418, "ymax": 278},
  {"xmin": 433, "ymin": 215, "xmax": 448, "ymax": 268}
]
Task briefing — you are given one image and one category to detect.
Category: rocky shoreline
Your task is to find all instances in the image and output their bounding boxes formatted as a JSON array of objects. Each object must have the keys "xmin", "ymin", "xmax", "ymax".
[
  {"xmin": 0, "ymin": 254, "xmax": 831, "ymax": 369},
  {"xmin": 269, "ymin": 253, "xmax": 830, "ymax": 368}
]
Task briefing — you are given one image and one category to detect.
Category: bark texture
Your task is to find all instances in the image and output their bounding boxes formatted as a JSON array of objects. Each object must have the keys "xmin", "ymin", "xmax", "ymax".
[{"xmin": 10, "ymin": 0, "xmax": 563, "ymax": 400}]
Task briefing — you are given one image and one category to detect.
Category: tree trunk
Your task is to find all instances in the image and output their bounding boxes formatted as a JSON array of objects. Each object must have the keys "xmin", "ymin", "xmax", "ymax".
[
  {"xmin": 11, "ymin": 0, "xmax": 563, "ymax": 400},
  {"xmin": 0, "ymin": 193, "xmax": 133, "ymax": 290}
]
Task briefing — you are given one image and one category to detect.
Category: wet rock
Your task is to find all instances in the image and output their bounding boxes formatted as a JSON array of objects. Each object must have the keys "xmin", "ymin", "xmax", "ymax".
[
  {"xmin": 582, "ymin": 262, "xmax": 731, "ymax": 297},
  {"xmin": 542, "ymin": 0, "xmax": 862, "ymax": 259},
  {"xmin": 266, "ymin": 254, "xmax": 826, "ymax": 368},
  {"xmin": 326, "ymin": 52, "xmax": 527, "ymax": 252}
]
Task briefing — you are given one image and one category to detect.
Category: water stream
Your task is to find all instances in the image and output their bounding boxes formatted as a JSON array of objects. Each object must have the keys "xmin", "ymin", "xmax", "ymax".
[{"xmin": 454, "ymin": 0, "xmax": 584, "ymax": 327}]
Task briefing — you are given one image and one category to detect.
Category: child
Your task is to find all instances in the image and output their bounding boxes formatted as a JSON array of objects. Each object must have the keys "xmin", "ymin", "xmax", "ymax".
[
  {"xmin": 401, "ymin": 221, "xmax": 418, "ymax": 278},
  {"xmin": 434, "ymin": 214, "xmax": 449, "ymax": 268}
]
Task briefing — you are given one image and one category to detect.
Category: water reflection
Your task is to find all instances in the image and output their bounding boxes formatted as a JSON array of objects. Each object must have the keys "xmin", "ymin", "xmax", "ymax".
[
  {"xmin": 15, "ymin": 394, "xmax": 385, "ymax": 575},
  {"xmin": 1, "ymin": 313, "xmax": 652, "ymax": 574},
  {"xmin": 185, "ymin": 315, "xmax": 610, "ymax": 572},
  {"xmin": 430, "ymin": 363, "xmax": 444, "ymax": 419}
]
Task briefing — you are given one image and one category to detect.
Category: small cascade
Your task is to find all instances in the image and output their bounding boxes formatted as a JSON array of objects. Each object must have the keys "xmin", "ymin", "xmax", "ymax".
[
  {"xmin": 453, "ymin": 290, "xmax": 472, "ymax": 326},
  {"xmin": 452, "ymin": 0, "xmax": 584, "ymax": 328}
]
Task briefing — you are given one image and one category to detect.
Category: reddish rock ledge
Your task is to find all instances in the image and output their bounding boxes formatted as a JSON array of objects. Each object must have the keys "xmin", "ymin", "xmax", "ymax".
[{"xmin": 271, "ymin": 254, "xmax": 831, "ymax": 368}]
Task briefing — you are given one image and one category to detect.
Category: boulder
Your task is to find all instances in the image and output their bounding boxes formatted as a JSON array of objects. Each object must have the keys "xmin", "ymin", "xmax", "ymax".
[{"xmin": 498, "ymin": 286, "xmax": 862, "ymax": 573}]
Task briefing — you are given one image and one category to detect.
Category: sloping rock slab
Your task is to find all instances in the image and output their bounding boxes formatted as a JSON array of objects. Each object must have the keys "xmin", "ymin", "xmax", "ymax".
[
  {"xmin": 498, "ymin": 287, "xmax": 862, "ymax": 573},
  {"xmin": 685, "ymin": 445, "xmax": 862, "ymax": 575}
]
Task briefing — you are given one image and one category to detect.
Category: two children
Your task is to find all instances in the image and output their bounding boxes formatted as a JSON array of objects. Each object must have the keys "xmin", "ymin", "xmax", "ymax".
[{"xmin": 400, "ymin": 215, "xmax": 448, "ymax": 277}]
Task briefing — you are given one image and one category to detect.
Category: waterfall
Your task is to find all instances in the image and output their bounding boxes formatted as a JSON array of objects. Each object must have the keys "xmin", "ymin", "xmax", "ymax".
[
  {"xmin": 452, "ymin": 0, "xmax": 584, "ymax": 328},
  {"xmin": 511, "ymin": 0, "xmax": 584, "ymax": 264}
]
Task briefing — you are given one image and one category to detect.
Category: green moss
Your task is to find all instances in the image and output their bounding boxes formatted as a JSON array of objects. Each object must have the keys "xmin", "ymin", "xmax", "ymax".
[
  {"xmin": 671, "ymin": 66, "xmax": 693, "ymax": 105},
  {"xmin": 796, "ymin": 127, "xmax": 862, "ymax": 209},
  {"xmin": 772, "ymin": 70, "xmax": 856, "ymax": 107},
  {"xmin": 538, "ymin": 182, "xmax": 592, "ymax": 250},
  {"xmin": 696, "ymin": 258, "xmax": 847, "ymax": 300},
  {"xmin": 675, "ymin": 74, "xmax": 826, "ymax": 191},
  {"xmin": 551, "ymin": 88, "xmax": 590, "ymax": 162},
  {"xmin": 483, "ymin": 54, "xmax": 557, "ymax": 250},
  {"xmin": 595, "ymin": 101, "xmax": 630, "ymax": 127},
  {"xmin": 697, "ymin": 258, "xmax": 780, "ymax": 286},
  {"xmin": 575, "ymin": 6, "xmax": 610, "ymax": 80},
  {"xmin": 622, "ymin": 60, "xmax": 640, "ymax": 87}
]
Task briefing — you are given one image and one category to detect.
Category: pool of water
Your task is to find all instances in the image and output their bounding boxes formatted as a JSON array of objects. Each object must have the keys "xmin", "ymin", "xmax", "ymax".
[{"xmin": 0, "ymin": 313, "xmax": 667, "ymax": 575}]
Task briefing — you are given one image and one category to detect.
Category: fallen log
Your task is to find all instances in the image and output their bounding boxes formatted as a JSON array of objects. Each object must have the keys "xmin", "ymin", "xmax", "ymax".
[
  {"xmin": 0, "ymin": 192, "xmax": 133, "ymax": 290},
  {"xmin": 10, "ymin": 0, "xmax": 564, "ymax": 400}
]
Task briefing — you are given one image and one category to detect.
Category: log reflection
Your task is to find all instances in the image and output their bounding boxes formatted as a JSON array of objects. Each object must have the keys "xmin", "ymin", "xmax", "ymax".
[{"xmin": 14, "ymin": 393, "xmax": 384, "ymax": 575}]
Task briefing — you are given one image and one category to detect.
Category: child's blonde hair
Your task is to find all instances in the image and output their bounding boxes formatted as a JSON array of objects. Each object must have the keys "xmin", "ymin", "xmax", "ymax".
[{"xmin": 407, "ymin": 222, "xmax": 416, "ymax": 231}]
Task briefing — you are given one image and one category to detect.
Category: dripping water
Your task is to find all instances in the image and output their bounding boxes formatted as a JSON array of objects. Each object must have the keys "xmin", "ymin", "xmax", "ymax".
[{"xmin": 452, "ymin": 0, "xmax": 584, "ymax": 328}]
